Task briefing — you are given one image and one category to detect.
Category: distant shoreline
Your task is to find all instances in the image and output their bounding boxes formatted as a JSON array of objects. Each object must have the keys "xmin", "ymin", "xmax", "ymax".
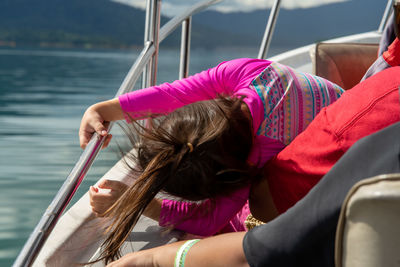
[
  {"xmin": 0, "ymin": 42, "xmax": 265, "ymax": 52},
  {"xmin": 0, "ymin": 41, "xmax": 143, "ymax": 50}
]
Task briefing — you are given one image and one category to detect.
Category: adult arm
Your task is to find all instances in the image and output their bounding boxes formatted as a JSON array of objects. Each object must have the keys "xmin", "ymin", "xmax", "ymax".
[{"xmin": 106, "ymin": 232, "xmax": 249, "ymax": 267}]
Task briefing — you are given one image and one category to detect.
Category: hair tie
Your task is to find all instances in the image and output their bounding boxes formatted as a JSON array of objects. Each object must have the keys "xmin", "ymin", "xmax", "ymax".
[{"xmin": 187, "ymin": 142, "xmax": 194, "ymax": 153}]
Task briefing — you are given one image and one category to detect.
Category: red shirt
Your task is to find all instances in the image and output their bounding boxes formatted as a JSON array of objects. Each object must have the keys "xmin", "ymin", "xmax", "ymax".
[{"xmin": 266, "ymin": 66, "xmax": 400, "ymax": 213}]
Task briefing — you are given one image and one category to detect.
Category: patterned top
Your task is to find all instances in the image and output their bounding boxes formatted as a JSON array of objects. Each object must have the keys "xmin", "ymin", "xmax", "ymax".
[{"xmin": 251, "ymin": 62, "xmax": 344, "ymax": 145}]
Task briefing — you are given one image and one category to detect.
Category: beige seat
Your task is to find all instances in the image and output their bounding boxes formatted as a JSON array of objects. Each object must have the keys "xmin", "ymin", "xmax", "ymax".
[
  {"xmin": 335, "ymin": 173, "xmax": 400, "ymax": 267},
  {"xmin": 312, "ymin": 43, "xmax": 379, "ymax": 90}
]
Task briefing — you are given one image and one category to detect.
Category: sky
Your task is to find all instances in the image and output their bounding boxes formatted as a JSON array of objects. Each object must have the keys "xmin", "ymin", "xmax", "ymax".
[{"xmin": 113, "ymin": 0, "xmax": 350, "ymax": 17}]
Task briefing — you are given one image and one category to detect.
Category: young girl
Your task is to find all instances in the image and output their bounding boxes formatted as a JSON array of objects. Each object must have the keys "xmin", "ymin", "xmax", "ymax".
[{"xmin": 80, "ymin": 58, "xmax": 344, "ymax": 263}]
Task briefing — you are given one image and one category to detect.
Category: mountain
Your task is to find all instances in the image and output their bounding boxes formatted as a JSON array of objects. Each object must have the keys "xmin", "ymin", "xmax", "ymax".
[
  {"xmin": 0, "ymin": 0, "xmax": 387, "ymax": 49},
  {"xmin": 193, "ymin": 0, "xmax": 386, "ymax": 48},
  {"xmin": 0, "ymin": 0, "xmax": 155, "ymax": 48},
  {"xmin": 0, "ymin": 0, "xmax": 253, "ymax": 49}
]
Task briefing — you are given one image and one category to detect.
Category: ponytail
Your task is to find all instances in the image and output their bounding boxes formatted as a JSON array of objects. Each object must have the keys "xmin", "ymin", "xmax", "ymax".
[{"xmin": 97, "ymin": 148, "xmax": 174, "ymax": 263}]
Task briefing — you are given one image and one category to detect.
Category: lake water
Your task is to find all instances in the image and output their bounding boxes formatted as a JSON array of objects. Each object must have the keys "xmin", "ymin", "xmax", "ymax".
[{"xmin": 0, "ymin": 45, "xmax": 292, "ymax": 265}]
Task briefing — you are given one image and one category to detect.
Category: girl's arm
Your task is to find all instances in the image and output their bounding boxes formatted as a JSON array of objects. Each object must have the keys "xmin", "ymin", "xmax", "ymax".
[
  {"xmin": 105, "ymin": 232, "xmax": 248, "ymax": 267},
  {"xmin": 79, "ymin": 58, "xmax": 268, "ymax": 148},
  {"xmin": 118, "ymin": 58, "xmax": 269, "ymax": 122},
  {"xmin": 89, "ymin": 179, "xmax": 248, "ymax": 235},
  {"xmin": 159, "ymin": 186, "xmax": 250, "ymax": 236}
]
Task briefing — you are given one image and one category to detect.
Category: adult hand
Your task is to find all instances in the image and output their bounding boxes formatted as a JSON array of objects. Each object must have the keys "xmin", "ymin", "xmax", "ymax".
[{"xmin": 89, "ymin": 179, "xmax": 128, "ymax": 216}]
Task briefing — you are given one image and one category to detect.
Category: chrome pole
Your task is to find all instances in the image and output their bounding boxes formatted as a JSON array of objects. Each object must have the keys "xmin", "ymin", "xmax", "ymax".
[
  {"xmin": 179, "ymin": 17, "xmax": 192, "ymax": 79},
  {"xmin": 257, "ymin": 0, "xmax": 281, "ymax": 59},
  {"xmin": 378, "ymin": 0, "xmax": 394, "ymax": 33},
  {"xmin": 142, "ymin": 0, "xmax": 161, "ymax": 88},
  {"xmin": 159, "ymin": 0, "xmax": 222, "ymax": 42},
  {"xmin": 150, "ymin": 0, "xmax": 161, "ymax": 86},
  {"xmin": 142, "ymin": 0, "xmax": 153, "ymax": 88}
]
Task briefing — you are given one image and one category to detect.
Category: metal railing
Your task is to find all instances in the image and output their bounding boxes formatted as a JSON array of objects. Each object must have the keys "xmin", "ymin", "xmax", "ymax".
[
  {"xmin": 379, "ymin": 0, "xmax": 395, "ymax": 33},
  {"xmin": 258, "ymin": 0, "xmax": 281, "ymax": 59}
]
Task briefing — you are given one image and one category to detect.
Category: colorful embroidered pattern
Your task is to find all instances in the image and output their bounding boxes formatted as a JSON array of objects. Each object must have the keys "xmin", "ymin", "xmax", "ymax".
[{"xmin": 250, "ymin": 62, "xmax": 344, "ymax": 145}]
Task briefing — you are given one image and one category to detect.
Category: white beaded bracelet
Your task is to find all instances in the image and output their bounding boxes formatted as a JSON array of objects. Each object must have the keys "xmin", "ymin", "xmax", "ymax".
[{"xmin": 174, "ymin": 239, "xmax": 200, "ymax": 267}]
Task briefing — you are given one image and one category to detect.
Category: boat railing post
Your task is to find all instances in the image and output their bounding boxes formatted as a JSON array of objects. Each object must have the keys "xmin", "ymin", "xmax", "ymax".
[
  {"xmin": 150, "ymin": 0, "xmax": 161, "ymax": 86},
  {"xmin": 179, "ymin": 17, "xmax": 192, "ymax": 79},
  {"xmin": 379, "ymin": 0, "xmax": 394, "ymax": 33},
  {"xmin": 257, "ymin": 0, "xmax": 281, "ymax": 59},
  {"xmin": 142, "ymin": 0, "xmax": 152, "ymax": 88},
  {"xmin": 142, "ymin": 0, "xmax": 161, "ymax": 88}
]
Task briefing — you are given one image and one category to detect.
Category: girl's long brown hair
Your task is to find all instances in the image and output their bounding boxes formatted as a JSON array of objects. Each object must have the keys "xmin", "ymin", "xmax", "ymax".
[{"xmin": 96, "ymin": 96, "xmax": 258, "ymax": 264}]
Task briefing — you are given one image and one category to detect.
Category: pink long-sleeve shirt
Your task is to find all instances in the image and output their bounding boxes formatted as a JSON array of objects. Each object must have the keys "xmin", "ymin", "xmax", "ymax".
[{"xmin": 119, "ymin": 58, "xmax": 343, "ymax": 236}]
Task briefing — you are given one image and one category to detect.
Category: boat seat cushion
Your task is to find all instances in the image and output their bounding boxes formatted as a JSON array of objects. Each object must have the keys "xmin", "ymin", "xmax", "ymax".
[
  {"xmin": 335, "ymin": 173, "xmax": 400, "ymax": 267},
  {"xmin": 313, "ymin": 42, "xmax": 379, "ymax": 90}
]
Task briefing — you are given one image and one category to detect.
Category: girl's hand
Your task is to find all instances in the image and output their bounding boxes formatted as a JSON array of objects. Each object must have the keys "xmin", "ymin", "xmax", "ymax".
[
  {"xmin": 79, "ymin": 98, "xmax": 124, "ymax": 149},
  {"xmin": 89, "ymin": 179, "xmax": 128, "ymax": 216},
  {"xmin": 79, "ymin": 104, "xmax": 111, "ymax": 149},
  {"xmin": 90, "ymin": 178, "xmax": 162, "ymax": 220}
]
